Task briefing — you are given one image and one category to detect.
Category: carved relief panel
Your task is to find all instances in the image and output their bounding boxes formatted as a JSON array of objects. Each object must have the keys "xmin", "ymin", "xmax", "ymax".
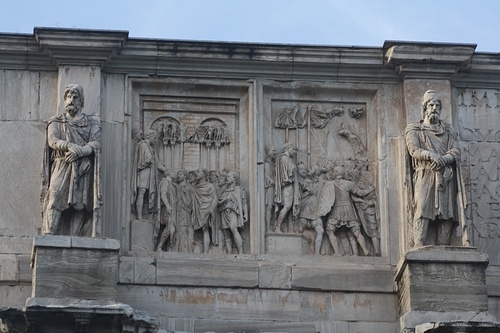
[
  {"xmin": 262, "ymin": 84, "xmax": 380, "ymax": 256},
  {"xmin": 129, "ymin": 80, "xmax": 251, "ymax": 255},
  {"xmin": 455, "ymin": 88, "xmax": 500, "ymax": 264}
]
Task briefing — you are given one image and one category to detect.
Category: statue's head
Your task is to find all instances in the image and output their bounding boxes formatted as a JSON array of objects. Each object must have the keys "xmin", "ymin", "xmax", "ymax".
[
  {"xmin": 226, "ymin": 171, "xmax": 239, "ymax": 184},
  {"xmin": 282, "ymin": 143, "xmax": 296, "ymax": 156},
  {"xmin": 144, "ymin": 130, "xmax": 157, "ymax": 144},
  {"xmin": 63, "ymin": 84, "xmax": 84, "ymax": 117},
  {"xmin": 265, "ymin": 144, "xmax": 276, "ymax": 160},
  {"xmin": 209, "ymin": 170, "xmax": 219, "ymax": 183},
  {"xmin": 177, "ymin": 169, "xmax": 187, "ymax": 182},
  {"xmin": 421, "ymin": 90, "xmax": 442, "ymax": 123},
  {"xmin": 297, "ymin": 162, "xmax": 308, "ymax": 178}
]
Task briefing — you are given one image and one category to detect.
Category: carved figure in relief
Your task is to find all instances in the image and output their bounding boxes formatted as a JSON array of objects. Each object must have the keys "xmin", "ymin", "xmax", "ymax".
[
  {"xmin": 296, "ymin": 163, "xmax": 325, "ymax": 254},
  {"xmin": 191, "ymin": 170, "xmax": 218, "ymax": 253},
  {"xmin": 325, "ymin": 165, "xmax": 373, "ymax": 256},
  {"xmin": 405, "ymin": 90, "xmax": 460, "ymax": 247},
  {"xmin": 132, "ymin": 130, "xmax": 166, "ymax": 220},
  {"xmin": 218, "ymin": 171, "xmax": 248, "ymax": 254},
  {"xmin": 264, "ymin": 145, "xmax": 277, "ymax": 232},
  {"xmin": 41, "ymin": 84, "xmax": 101, "ymax": 236},
  {"xmin": 274, "ymin": 143, "xmax": 300, "ymax": 233},
  {"xmin": 155, "ymin": 173, "xmax": 175, "ymax": 251},
  {"xmin": 209, "ymin": 170, "xmax": 225, "ymax": 251},
  {"xmin": 173, "ymin": 169, "xmax": 194, "ymax": 252}
]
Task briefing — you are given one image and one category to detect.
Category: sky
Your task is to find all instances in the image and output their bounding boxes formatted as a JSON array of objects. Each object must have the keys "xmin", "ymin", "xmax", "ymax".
[{"xmin": 1, "ymin": 0, "xmax": 499, "ymax": 53}]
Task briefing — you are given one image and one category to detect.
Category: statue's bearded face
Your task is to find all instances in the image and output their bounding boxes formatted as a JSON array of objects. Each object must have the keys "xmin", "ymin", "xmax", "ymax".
[
  {"xmin": 425, "ymin": 98, "xmax": 441, "ymax": 124},
  {"xmin": 64, "ymin": 90, "xmax": 83, "ymax": 117}
]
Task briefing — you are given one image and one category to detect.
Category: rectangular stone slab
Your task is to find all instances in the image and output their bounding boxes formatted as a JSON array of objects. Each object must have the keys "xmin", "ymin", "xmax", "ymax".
[{"xmin": 32, "ymin": 235, "xmax": 119, "ymax": 301}]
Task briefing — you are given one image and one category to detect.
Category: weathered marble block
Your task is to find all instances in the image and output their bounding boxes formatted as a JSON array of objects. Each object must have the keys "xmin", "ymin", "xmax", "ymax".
[
  {"xmin": 31, "ymin": 235, "xmax": 120, "ymax": 301},
  {"xmin": 266, "ymin": 233, "xmax": 309, "ymax": 255},
  {"xmin": 131, "ymin": 220, "xmax": 154, "ymax": 252},
  {"xmin": 395, "ymin": 246, "xmax": 492, "ymax": 331}
]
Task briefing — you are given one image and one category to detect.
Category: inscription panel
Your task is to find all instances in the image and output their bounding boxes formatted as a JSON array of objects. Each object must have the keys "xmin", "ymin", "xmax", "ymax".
[{"xmin": 456, "ymin": 88, "xmax": 500, "ymax": 264}]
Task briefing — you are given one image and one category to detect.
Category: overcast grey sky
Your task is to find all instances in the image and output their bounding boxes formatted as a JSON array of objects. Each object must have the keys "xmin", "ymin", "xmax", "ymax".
[{"xmin": 2, "ymin": 0, "xmax": 499, "ymax": 52}]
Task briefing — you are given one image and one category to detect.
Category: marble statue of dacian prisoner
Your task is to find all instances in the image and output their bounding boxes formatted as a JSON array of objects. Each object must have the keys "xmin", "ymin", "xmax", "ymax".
[{"xmin": 405, "ymin": 90, "xmax": 460, "ymax": 247}]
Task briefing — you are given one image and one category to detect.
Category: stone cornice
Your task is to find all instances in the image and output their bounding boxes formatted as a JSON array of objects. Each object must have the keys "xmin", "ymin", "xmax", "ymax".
[
  {"xmin": 104, "ymin": 38, "xmax": 398, "ymax": 82},
  {"xmin": 34, "ymin": 27, "xmax": 128, "ymax": 67},
  {"xmin": 0, "ymin": 33, "xmax": 54, "ymax": 70},
  {"xmin": 384, "ymin": 41, "xmax": 477, "ymax": 79},
  {"xmin": 1, "ymin": 29, "xmax": 499, "ymax": 85}
]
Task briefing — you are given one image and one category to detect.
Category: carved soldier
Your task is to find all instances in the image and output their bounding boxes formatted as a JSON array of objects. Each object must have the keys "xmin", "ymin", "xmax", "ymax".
[
  {"xmin": 325, "ymin": 165, "xmax": 373, "ymax": 256},
  {"xmin": 405, "ymin": 90, "xmax": 460, "ymax": 247},
  {"xmin": 297, "ymin": 162, "xmax": 325, "ymax": 255},
  {"xmin": 41, "ymin": 84, "xmax": 101, "ymax": 236},
  {"xmin": 274, "ymin": 143, "xmax": 300, "ymax": 233},
  {"xmin": 218, "ymin": 171, "xmax": 248, "ymax": 254},
  {"xmin": 132, "ymin": 129, "xmax": 165, "ymax": 220}
]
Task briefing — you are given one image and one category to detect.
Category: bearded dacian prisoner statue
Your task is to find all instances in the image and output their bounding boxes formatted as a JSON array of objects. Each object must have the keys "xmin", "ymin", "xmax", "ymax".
[
  {"xmin": 405, "ymin": 90, "xmax": 460, "ymax": 247},
  {"xmin": 41, "ymin": 84, "xmax": 102, "ymax": 236}
]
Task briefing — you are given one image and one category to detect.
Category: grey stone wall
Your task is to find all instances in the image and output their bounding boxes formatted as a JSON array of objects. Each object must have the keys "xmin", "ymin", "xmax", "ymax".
[{"xmin": 0, "ymin": 29, "xmax": 500, "ymax": 333}]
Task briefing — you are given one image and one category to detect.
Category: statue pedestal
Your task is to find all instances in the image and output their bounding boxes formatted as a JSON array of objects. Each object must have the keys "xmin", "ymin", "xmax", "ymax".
[
  {"xmin": 24, "ymin": 235, "xmax": 157, "ymax": 332},
  {"xmin": 395, "ymin": 246, "xmax": 498, "ymax": 332},
  {"xmin": 31, "ymin": 235, "xmax": 120, "ymax": 300}
]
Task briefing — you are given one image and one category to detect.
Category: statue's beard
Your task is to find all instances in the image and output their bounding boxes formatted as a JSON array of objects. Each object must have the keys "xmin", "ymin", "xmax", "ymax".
[
  {"xmin": 65, "ymin": 105, "xmax": 79, "ymax": 116},
  {"xmin": 428, "ymin": 113, "xmax": 439, "ymax": 123}
]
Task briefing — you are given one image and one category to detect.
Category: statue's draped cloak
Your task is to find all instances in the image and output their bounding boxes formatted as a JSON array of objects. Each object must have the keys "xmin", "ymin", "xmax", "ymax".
[
  {"xmin": 405, "ymin": 121, "xmax": 460, "ymax": 222},
  {"xmin": 192, "ymin": 181, "xmax": 218, "ymax": 233},
  {"xmin": 41, "ymin": 113, "xmax": 101, "ymax": 234}
]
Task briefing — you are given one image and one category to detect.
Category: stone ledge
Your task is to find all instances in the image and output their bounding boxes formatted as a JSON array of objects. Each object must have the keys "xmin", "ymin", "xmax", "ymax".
[
  {"xmin": 119, "ymin": 254, "xmax": 394, "ymax": 292},
  {"xmin": 401, "ymin": 311, "xmax": 498, "ymax": 332},
  {"xmin": 384, "ymin": 41, "xmax": 476, "ymax": 67},
  {"xmin": 34, "ymin": 235, "xmax": 120, "ymax": 250},
  {"xmin": 415, "ymin": 321, "xmax": 500, "ymax": 333}
]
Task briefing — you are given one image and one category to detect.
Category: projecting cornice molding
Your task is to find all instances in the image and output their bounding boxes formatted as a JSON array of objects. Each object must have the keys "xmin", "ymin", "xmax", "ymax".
[
  {"xmin": 1, "ymin": 28, "xmax": 500, "ymax": 84},
  {"xmin": 383, "ymin": 41, "xmax": 477, "ymax": 79},
  {"xmin": 34, "ymin": 27, "xmax": 128, "ymax": 67}
]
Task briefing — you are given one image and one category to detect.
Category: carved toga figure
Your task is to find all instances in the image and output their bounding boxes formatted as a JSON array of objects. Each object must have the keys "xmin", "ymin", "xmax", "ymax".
[
  {"xmin": 405, "ymin": 90, "xmax": 460, "ymax": 247},
  {"xmin": 41, "ymin": 84, "xmax": 101, "ymax": 236},
  {"xmin": 173, "ymin": 169, "xmax": 194, "ymax": 252},
  {"xmin": 191, "ymin": 170, "xmax": 218, "ymax": 253}
]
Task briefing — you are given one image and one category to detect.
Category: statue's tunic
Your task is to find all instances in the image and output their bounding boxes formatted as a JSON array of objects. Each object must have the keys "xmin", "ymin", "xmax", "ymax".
[
  {"xmin": 42, "ymin": 113, "xmax": 100, "ymax": 213},
  {"xmin": 405, "ymin": 121, "xmax": 460, "ymax": 221},
  {"xmin": 219, "ymin": 186, "xmax": 247, "ymax": 229},
  {"xmin": 328, "ymin": 179, "xmax": 359, "ymax": 227}
]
